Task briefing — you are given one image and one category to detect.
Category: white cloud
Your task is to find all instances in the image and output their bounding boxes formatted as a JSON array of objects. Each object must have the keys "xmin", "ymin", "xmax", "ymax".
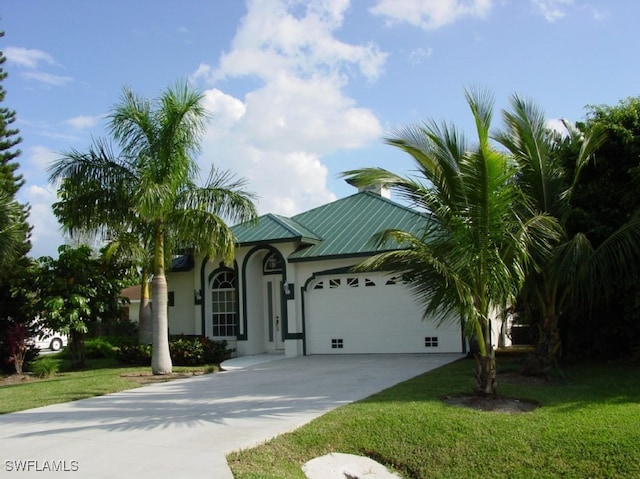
[
  {"xmin": 64, "ymin": 115, "xmax": 103, "ymax": 130},
  {"xmin": 201, "ymin": 88, "xmax": 246, "ymax": 141},
  {"xmin": 531, "ymin": 0, "xmax": 574, "ymax": 22},
  {"xmin": 5, "ymin": 46, "xmax": 73, "ymax": 86},
  {"xmin": 409, "ymin": 47, "xmax": 433, "ymax": 66},
  {"xmin": 27, "ymin": 146, "xmax": 57, "ymax": 171},
  {"xmin": 239, "ymin": 72, "xmax": 380, "ymax": 153},
  {"xmin": 193, "ymin": 0, "xmax": 385, "ymax": 217},
  {"xmin": 370, "ymin": 0, "xmax": 493, "ymax": 30},
  {"xmin": 212, "ymin": 0, "xmax": 387, "ymax": 83},
  {"xmin": 4, "ymin": 47, "xmax": 56, "ymax": 68},
  {"xmin": 22, "ymin": 71, "xmax": 74, "ymax": 86}
]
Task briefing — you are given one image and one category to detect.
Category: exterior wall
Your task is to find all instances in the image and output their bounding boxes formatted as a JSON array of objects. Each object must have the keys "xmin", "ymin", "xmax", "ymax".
[
  {"xmin": 172, "ymin": 249, "xmax": 470, "ymax": 358},
  {"xmin": 167, "ymin": 271, "xmax": 196, "ymax": 335},
  {"xmin": 120, "ymin": 300, "xmax": 140, "ymax": 323},
  {"xmin": 303, "ymin": 269, "xmax": 463, "ymax": 354}
]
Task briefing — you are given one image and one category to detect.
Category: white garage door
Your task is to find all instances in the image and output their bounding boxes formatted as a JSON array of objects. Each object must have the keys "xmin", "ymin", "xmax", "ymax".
[{"xmin": 305, "ymin": 273, "xmax": 462, "ymax": 354}]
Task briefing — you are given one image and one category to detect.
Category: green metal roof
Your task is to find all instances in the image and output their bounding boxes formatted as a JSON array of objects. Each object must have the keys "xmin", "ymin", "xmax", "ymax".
[
  {"xmin": 231, "ymin": 192, "xmax": 427, "ymax": 261},
  {"xmin": 232, "ymin": 213, "xmax": 321, "ymax": 246},
  {"xmin": 288, "ymin": 191, "xmax": 426, "ymax": 261}
]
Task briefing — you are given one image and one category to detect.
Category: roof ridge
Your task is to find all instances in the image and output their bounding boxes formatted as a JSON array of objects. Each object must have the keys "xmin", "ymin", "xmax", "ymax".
[
  {"xmin": 268, "ymin": 213, "xmax": 307, "ymax": 233},
  {"xmin": 293, "ymin": 191, "xmax": 426, "ymax": 220},
  {"xmin": 266, "ymin": 213, "xmax": 323, "ymax": 241}
]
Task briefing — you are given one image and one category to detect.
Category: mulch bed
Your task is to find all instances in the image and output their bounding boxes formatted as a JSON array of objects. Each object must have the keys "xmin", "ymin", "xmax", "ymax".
[{"xmin": 119, "ymin": 371, "xmax": 208, "ymax": 384}]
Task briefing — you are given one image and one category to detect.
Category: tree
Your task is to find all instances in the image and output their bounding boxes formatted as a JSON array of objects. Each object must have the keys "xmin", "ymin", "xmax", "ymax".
[
  {"xmin": 0, "ymin": 192, "xmax": 25, "ymax": 269},
  {"xmin": 344, "ymin": 89, "xmax": 558, "ymax": 395},
  {"xmin": 0, "ymin": 31, "xmax": 30, "ymax": 271},
  {"xmin": 0, "ymin": 30, "xmax": 33, "ymax": 374},
  {"xmin": 561, "ymin": 97, "xmax": 640, "ymax": 358},
  {"xmin": 49, "ymin": 81, "xmax": 258, "ymax": 374},
  {"xmin": 29, "ymin": 245, "xmax": 127, "ymax": 369},
  {"xmin": 497, "ymin": 95, "xmax": 640, "ymax": 375},
  {"xmin": 101, "ymin": 230, "xmax": 154, "ymax": 344}
]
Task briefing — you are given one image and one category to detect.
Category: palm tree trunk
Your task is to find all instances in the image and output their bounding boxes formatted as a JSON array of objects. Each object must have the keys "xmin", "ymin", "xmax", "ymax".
[
  {"xmin": 521, "ymin": 312, "xmax": 561, "ymax": 377},
  {"xmin": 475, "ymin": 353, "xmax": 497, "ymax": 395},
  {"xmin": 474, "ymin": 318, "xmax": 497, "ymax": 395},
  {"xmin": 151, "ymin": 229, "xmax": 172, "ymax": 375},
  {"xmin": 137, "ymin": 277, "xmax": 153, "ymax": 344}
]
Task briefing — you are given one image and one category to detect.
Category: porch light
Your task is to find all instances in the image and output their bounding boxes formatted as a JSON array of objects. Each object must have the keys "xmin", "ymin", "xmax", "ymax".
[
  {"xmin": 194, "ymin": 289, "xmax": 203, "ymax": 305},
  {"xmin": 282, "ymin": 282, "xmax": 294, "ymax": 299}
]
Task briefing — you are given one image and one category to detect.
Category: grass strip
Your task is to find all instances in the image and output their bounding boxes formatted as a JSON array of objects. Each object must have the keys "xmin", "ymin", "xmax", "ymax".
[{"xmin": 0, "ymin": 356, "xmax": 217, "ymax": 414}]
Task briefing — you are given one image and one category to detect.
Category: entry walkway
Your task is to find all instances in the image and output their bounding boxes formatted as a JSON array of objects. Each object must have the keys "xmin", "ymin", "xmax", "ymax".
[{"xmin": 0, "ymin": 354, "xmax": 462, "ymax": 478}]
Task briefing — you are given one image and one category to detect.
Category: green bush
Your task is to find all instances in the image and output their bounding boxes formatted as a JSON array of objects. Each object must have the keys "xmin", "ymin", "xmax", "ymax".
[
  {"xmin": 116, "ymin": 344, "xmax": 152, "ymax": 365},
  {"xmin": 203, "ymin": 339, "xmax": 233, "ymax": 364},
  {"xmin": 31, "ymin": 357, "xmax": 59, "ymax": 378},
  {"xmin": 115, "ymin": 337, "xmax": 232, "ymax": 366},
  {"xmin": 102, "ymin": 335, "xmax": 137, "ymax": 348},
  {"xmin": 84, "ymin": 338, "xmax": 118, "ymax": 359}
]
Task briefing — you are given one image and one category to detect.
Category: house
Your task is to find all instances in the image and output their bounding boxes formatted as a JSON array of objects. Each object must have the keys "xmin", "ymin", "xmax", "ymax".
[
  {"xmin": 166, "ymin": 183, "xmax": 469, "ymax": 357},
  {"xmin": 120, "ymin": 285, "xmax": 142, "ymax": 323}
]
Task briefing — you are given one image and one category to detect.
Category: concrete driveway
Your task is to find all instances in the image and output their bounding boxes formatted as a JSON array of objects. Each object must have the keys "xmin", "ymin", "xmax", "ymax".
[{"xmin": 0, "ymin": 353, "xmax": 462, "ymax": 478}]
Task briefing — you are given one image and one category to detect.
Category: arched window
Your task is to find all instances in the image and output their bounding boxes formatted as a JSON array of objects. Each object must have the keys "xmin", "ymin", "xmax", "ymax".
[
  {"xmin": 263, "ymin": 252, "xmax": 283, "ymax": 274},
  {"xmin": 210, "ymin": 270, "xmax": 237, "ymax": 337}
]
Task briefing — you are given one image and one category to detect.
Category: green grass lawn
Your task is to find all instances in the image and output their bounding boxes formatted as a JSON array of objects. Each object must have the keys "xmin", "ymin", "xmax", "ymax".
[
  {"xmin": 0, "ymin": 356, "xmax": 218, "ymax": 414},
  {"xmin": 227, "ymin": 356, "xmax": 640, "ymax": 479}
]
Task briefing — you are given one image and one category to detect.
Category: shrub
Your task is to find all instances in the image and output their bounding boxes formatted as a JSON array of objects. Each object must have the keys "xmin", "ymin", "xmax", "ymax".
[
  {"xmin": 3, "ymin": 322, "xmax": 38, "ymax": 374},
  {"xmin": 170, "ymin": 336, "xmax": 233, "ymax": 366},
  {"xmin": 115, "ymin": 337, "xmax": 232, "ymax": 366},
  {"xmin": 116, "ymin": 344, "xmax": 152, "ymax": 365},
  {"xmin": 84, "ymin": 338, "xmax": 118, "ymax": 359},
  {"xmin": 102, "ymin": 335, "xmax": 137, "ymax": 348},
  {"xmin": 31, "ymin": 357, "xmax": 59, "ymax": 378},
  {"xmin": 203, "ymin": 339, "xmax": 233, "ymax": 364},
  {"xmin": 89, "ymin": 319, "xmax": 138, "ymax": 339}
]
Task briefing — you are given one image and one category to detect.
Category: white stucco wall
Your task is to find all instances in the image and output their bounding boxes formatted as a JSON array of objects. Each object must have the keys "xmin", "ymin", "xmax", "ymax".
[
  {"xmin": 168, "ymin": 249, "xmax": 470, "ymax": 357},
  {"xmin": 167, "ymin": 271, "xmax": 196, "ymax": 335}
]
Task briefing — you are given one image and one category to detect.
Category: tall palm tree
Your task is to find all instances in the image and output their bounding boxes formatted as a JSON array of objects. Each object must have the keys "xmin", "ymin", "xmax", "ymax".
[
  {"xmin": 0, "ymin": 192, "xmax": 24, "ymax": 271},
  {"xmin": 344, "ymin": 89, "xmax": 559, "ymax": 394},
  {"xmin": 497, "ymin": 95, "xmax": 640, "ymax": 375},
  {"xmin": 49, "ymin": 81, "xmax": 257, "ymax": 374}
]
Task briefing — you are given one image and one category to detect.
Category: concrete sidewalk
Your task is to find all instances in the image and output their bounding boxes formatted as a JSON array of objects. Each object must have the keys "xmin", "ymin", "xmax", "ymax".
[{"xmin": 0, "ymin": 354, "xmax": 462, "ymax": 478}]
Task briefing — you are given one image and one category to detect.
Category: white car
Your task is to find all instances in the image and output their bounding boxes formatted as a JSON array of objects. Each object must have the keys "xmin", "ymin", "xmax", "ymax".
[{"xmin": 32, "ymin": 330, "xmax": 68, "ymax": 351}]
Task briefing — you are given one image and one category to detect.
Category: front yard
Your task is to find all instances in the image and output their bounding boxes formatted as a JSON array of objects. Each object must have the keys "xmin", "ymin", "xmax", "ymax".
[
  {"xmin": 228, "ymin": 356, "xmax": 640, "ymax": 479},
  {"xmin": 0, "ymin": 356, "xmax": 218, "ymax": 414},
  {"xmin": 3, "ymin": 352, "xmax": 639, "ymax": 478}
]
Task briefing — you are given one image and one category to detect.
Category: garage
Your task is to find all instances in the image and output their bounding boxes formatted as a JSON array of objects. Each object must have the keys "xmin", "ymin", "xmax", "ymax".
[{"xmin": 305, "ymin": 272, "xmax": 463, "ymax": 354}]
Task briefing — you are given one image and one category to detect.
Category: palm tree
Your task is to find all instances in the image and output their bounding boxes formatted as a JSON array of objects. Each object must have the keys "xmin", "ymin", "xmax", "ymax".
[
  {"xmin": 49, "ymin": 81, "xmax": 257, "ymax": 374},
  {"xmin": 0, "ymin": 192, "xmax": 25, "ymax": 271},
  {"xmin": 344, "ymin": 89, "xmax": 559, "ymax": 395},
  {"xmin": 497, "ymin": 95, "xmax": 640, "ymax": 375}
]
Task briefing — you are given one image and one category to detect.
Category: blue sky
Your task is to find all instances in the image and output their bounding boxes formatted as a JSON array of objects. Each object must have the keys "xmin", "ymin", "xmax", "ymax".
[{"xmin": 3, "ymin": 0, "xmax": 639, "ymax": 258}]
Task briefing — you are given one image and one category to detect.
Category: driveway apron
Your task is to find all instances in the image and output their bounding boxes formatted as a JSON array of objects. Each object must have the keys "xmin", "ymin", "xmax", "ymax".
[{"xmin": 0, "ymin": 354, "xmax": 462, "ymax": 478}]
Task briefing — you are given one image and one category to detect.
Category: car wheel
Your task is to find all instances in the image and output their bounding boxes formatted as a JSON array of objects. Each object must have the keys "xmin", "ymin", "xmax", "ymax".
[{"xmin": 50, "ymin": 338, "xmax": 63, "ymax": 351}]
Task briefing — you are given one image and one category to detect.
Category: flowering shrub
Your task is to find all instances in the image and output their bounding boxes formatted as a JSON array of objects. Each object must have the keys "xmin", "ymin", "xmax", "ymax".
[{"xmin": 116, "ymin": 337, "xmax": 232, "ymax": 366}]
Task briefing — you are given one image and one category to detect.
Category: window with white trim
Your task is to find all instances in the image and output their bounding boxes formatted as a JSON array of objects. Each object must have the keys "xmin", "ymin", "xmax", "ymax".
[{"xmin": 211, "ymin": 270, "xmax": 237, "ymax": 337}]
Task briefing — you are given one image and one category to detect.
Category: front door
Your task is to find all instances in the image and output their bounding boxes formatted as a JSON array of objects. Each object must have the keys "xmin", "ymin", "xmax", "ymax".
[{"xmin": 265, "ymin": 280, "xmax": 284, "ymax": 351}]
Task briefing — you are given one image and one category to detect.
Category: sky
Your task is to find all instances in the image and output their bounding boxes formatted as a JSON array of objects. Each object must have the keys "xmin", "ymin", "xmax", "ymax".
[{"xmin": 2, "ymin": 0, "xmax": 639, "ymax": 259}]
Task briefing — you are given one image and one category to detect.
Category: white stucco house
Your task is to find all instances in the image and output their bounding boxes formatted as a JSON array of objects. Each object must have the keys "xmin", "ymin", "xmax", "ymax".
[{"xmin": 165, "ymin": 184, "xmax": 474, "ymax": 357}]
